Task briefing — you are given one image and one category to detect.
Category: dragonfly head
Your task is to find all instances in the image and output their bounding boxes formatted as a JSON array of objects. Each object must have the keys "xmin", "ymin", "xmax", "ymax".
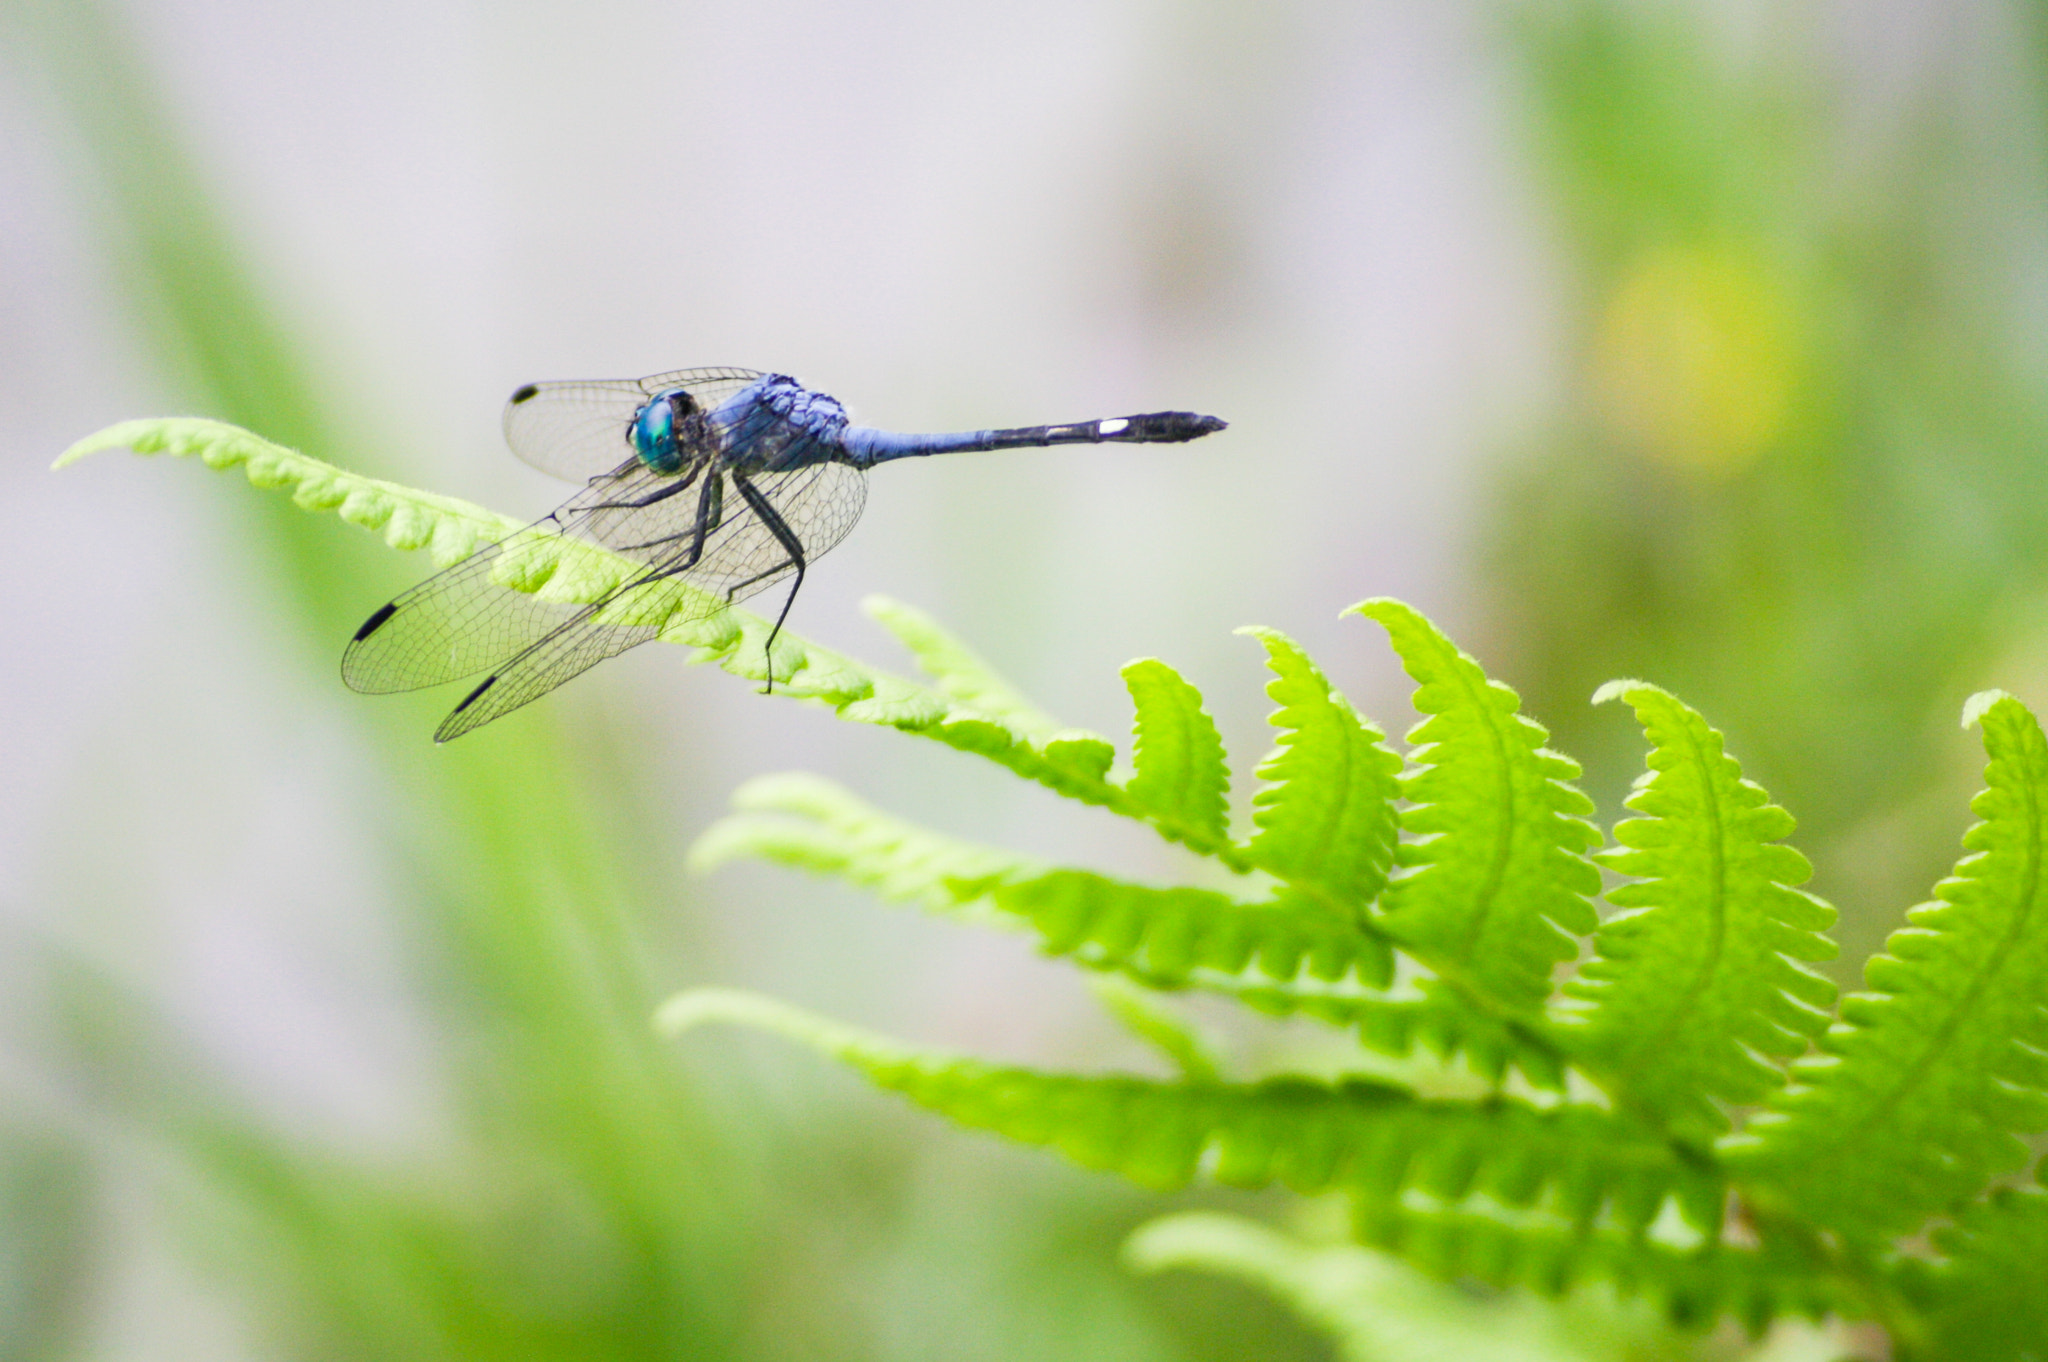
[{"xmin": 631, "ymin": 387, "xmax": 703, "ymax": 474}]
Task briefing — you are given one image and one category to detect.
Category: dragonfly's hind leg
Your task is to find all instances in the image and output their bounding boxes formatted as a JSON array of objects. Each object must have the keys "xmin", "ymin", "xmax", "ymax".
[{"xmin": 729, "ymin": 471, "xmax": 808, "ymax": 694}]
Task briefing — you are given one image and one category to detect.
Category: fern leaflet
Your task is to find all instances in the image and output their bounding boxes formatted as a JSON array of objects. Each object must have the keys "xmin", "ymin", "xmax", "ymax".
[
  {"xmin": 690, "ymin": 780, "xmax": 1402, "ymax": 1012},
  {"xmin": 1726, "ymin": 691, "xmax": 2048, "ymax": 1242},
  {"xmin": 1089, "ymin": 977, "xmax": 1223, "ymax": 1083},
  {"xmin": 1238, "ymin": 627, "xmax": 1403, "ymax": 915},
  {"xmin": 1351, "ymin": 599, "xmax": 1600, "ymax": 1080},
  {"xmin": 1120, "ymin": 658, "xmax": 1234, "ymax": 853},
  {"xmin": 659, "ymin": 988, "xmax": 1715, "ymax": 1229},
  {"xmin": 688, "ymin": 773, "xmax": 1038, "ymax": 915},
  {"xmin": 993, "ymin": 869, "xmax": 1396, "ymax": 992},
  {"xmin": 1563, "ymin": 682, "xmax": 1837, "ymax": 1139},
  {"xmin": 862, "ymin": 595, "xmax": 1064, "ymax": 738},
  {"xmin": 1910, "ymin": 1179, "xmax": 2048, "ymax": 1361},
  {"xmin": 1349, "ymin": 1197, "xmax": 1839, "ymax": 1334},
  {"xmin": 1124, "ymin": 1211, "xmax": 1736, "ymax": 1362}
]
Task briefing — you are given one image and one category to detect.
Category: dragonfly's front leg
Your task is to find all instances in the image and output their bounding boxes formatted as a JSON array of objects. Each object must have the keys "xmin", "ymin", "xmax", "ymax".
[
  {"xmin": 605, "ymin": 469, "xmax": 727, "ymax": 557},
  {"xmin": 586, "ymin": 462, "xmax": 703, "ymax": 513}
]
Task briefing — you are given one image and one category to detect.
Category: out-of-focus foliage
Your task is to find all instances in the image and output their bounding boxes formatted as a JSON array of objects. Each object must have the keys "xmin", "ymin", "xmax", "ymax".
[{"xmin": 1484, "ymin": 2, "xmax": 2048, "ymax": 967}]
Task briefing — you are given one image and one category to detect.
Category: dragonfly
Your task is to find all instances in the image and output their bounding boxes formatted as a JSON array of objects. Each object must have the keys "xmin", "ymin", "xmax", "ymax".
[{"xmin": 342, "ymin": 367, "xmax": 1228, "ymax": 741}]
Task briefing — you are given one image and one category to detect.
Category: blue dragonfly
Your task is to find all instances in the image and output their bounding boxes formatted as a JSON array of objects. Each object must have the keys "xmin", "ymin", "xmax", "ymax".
[{"xmin": 342, "ymin": 368, "xmax": 1227, "ymax": 741}]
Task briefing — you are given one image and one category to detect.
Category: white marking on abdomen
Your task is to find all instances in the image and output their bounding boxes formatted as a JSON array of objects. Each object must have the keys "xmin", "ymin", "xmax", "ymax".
[{"xmin": 1098, "ymin": 418, "xmax": 1128, "ymax": 436}]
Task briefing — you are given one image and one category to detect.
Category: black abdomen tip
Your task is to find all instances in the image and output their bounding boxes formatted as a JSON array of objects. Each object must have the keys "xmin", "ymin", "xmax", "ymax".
[
  {"xmin": 509, "ymin": 383, "xmax": 539, "ymax": 404},
  {"xmin": 353, "ymin": 601, "xmax": 399, "ymax": 641},
  {"xmin": 1120, "ymin": 411, "xmax": 1229, "ymax": 442}
]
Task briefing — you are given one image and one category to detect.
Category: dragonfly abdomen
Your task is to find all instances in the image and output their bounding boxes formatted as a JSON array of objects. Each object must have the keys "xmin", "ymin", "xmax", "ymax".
[{"xmin": 843, "ymin": 410, "xmax": 1228, "ymax": 466}]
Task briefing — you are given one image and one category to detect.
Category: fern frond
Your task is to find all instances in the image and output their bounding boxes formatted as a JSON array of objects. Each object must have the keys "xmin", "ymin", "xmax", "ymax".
[
  {"xmin": 1727, "ymin": 691, "xmax": 2048, "ymax": 1242},
  {"xmin": 1563, "ymin": 682, "xmax": 1837, "ymax": 1138},
  {"xmin": 1351, "ymin": 1197, "xmax": 1838, "ymax": 1334},
  {"xmin": 687, "ymin": 773, "xmax": 1038, "ymax": 915},
  {"xmin": 994, "ymin": 870, "xmax": 1396, "ymax": 994},
  {"xmin": 1912, "ymin": 1179, "xmax": 2048, "ymax": 1362},
  {"xmin": 62, "ymin": 417, "xmax": 523, "ymax": 563},
  {"xmin": 912, "ymin": 716, "xmax": 1123, "ymax": 803},
  {"xmin": 862, "ymin": 595, "xmax": 1063, "ymax": 738},
  {"xmin": 1089, "ymin": 977, "xmax": 1223, "ymax": 1082},
  {"xmin": 688, "ymin": 777, "xmax": 1409, "ymax": 1023},
  {"xmin": 1120, "ymin": 658, "xmax": 1234, "ymax": 853},
  {"xmin": 1349, "ymin": 599, "xmax": 1600, "ymax": 1080},
  {"xmin": 1125, "ymin": 1211, "xmax": 1765, "ymax": 1361},
  {"xmin": 659, "ymin": 988, "xmax": 1715, "ymax": 1224},
  {"xmin": 1127, "ymin": 1213, "xmax": 1576, "ymax": 1362},
  {"xmin": 1237, "ymin": 628, "xmax": 1403, "ymax": 914}
]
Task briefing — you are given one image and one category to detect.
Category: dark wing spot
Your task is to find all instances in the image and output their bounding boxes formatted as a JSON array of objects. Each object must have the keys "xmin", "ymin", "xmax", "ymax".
[
  {"xmin": 510, "ymin": 383, "xmax": 539, "ymax": 404},
  {"xmin": 451, "ymin": 674, "xmax": 497, "ymax": 715},
  {"xmin": 353, "ymin": 602, "xmax": 399, "ymax": 641}
]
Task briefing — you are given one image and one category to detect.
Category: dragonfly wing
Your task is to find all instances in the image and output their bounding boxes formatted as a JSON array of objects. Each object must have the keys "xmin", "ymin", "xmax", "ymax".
[
  {"xmin": 346, "ymin": 414, "xmax": 867, "ymax": 738},
  {"xmin": 428, "ymin": 473, "xmax": 818, "ymax": 739},
  {"xmin": 341, "ymin": 450, "xmax": 731, "ymax": 699},
  {"xmin": 342, "ymin": 523, "xmax": 595, "ymax": 694},
  {"xmin": 431, "ymin": 606, "xmax": 662, "ymax": 743},
  {"xmin": 501, "ymin": 368, "xmax": 763, "ymax": 480}
]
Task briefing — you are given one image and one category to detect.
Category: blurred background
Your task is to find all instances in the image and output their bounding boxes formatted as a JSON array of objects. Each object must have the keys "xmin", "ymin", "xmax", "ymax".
[{"xmin": 3, "ymin": 0, "xmax": 2045, "ymax": 1356}]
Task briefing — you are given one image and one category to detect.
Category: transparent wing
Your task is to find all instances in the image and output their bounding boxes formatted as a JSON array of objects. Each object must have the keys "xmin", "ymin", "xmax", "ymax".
[
  {"xmin": 341, "ymin": 531, "xmax": 597, "ymax": 695},
  {"xmin": 432, "ymin": 609, "xmax": 659, "ymax": 742},
  {"xmin": 344, "ymin": 454, "xmax": 868, "ymax": 738},
  {"xmin": 501, "ymin": 367, "xmax": 762, "ymax": 480}
]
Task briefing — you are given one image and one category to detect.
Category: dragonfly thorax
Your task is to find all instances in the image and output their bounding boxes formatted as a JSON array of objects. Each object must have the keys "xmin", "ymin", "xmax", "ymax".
[{"xmin": 718, "ymin": 375, "xmax": 852, "ymax": 472}]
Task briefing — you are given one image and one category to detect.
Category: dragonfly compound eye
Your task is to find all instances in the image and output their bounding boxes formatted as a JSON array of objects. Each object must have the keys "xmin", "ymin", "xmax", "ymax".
[{"xmin": 631, "ymin": 392, "xmax": 685, "ymax": 474}]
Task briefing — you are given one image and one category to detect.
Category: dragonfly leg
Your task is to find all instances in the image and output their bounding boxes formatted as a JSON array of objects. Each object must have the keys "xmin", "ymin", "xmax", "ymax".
[
  {"xmin": 621, "ymin": 473, "xmax": 728, "ymax": 582},
  {"xmin": 665, "ymin": 473, "xmax": 722, "ymax": 571},
  {"xmin": 586, "ymin": 463, "xmax": 702, "ymax": 513},
  {"xmin": 729, "ymin": 471, "xmax": 808, "ymax": 694}
]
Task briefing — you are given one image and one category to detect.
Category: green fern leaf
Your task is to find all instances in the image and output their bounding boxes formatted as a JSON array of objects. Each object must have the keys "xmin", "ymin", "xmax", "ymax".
[
  {"xmin": 1237, "ymin": 627, "xmax": 1403, "ymax": 913},
  {"xmin": 1563, "ymin": 682, "xmax": 1837, "ymax": 1137},
  {"xmin": 1726, "ymin": 691, "xmax": 2048, "ymax": 1242},
  {"xmin": 689, "ymin": 779, "xmax": 1406, "ymax": 1015},
  {"xmin": 660, "ymin": 988, "xmax": 1713, "ymax": 1223},
  {"xmin": 915, "ymin": 718, "xmax": 1122, "ymax": 807},
  {"xmin": 688, "ymin": 773, "xmax": 1037, "ymax": 913},
  {"xmin": 1126, "ymin": 1211, "xmax": 1740, "ymax": 1362},
  {"xmin": 994, "ymin": 869, "xmax": 1396, "ymax": 993},
  {"xmin": 863, "ymin": 595, "xmax": 1064, "ymax": 738},
  {"xmin": 62, "ymin": 417, "xmax": 522, "ymax": 561},
  {"xmin": 1349, "ymin": 600, "xmax": 1600, "ymax": 1076},
  {"xmin": 1913, "ymin": 1179, "xmax": 2048, "ymax": 1361},
  {"xmin": 1121, "ymin": 658, "xmax": 1233, "ymax": 851},
  {"xmin": 1090, "ymin": 977, "xmax": 1223, "ymax": 1083},
  {"xmin": 1350, "ymin": 1198, "xmax": 1838, "ymax": 1335}
]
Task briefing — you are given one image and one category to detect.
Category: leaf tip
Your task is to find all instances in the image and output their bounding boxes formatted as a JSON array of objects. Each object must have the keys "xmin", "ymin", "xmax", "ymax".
[
  {"xmin": 1962, "ymin": 689, "xmax": 2015, "ymax": 731},
  {"xmin": 53, "ymin": 423, "xmax": 141, "ymax": 469},
  {"xmin": 654, "ymin": 986, "xmax": 805, "ymax": 1039},
  {"xmin": 1592, "ymin": 678, "xmax": 1655, "ymax": 707},
  {"xmin": 1342, "ymin": 596, "xmax": 1409, "ymax": 625}
]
